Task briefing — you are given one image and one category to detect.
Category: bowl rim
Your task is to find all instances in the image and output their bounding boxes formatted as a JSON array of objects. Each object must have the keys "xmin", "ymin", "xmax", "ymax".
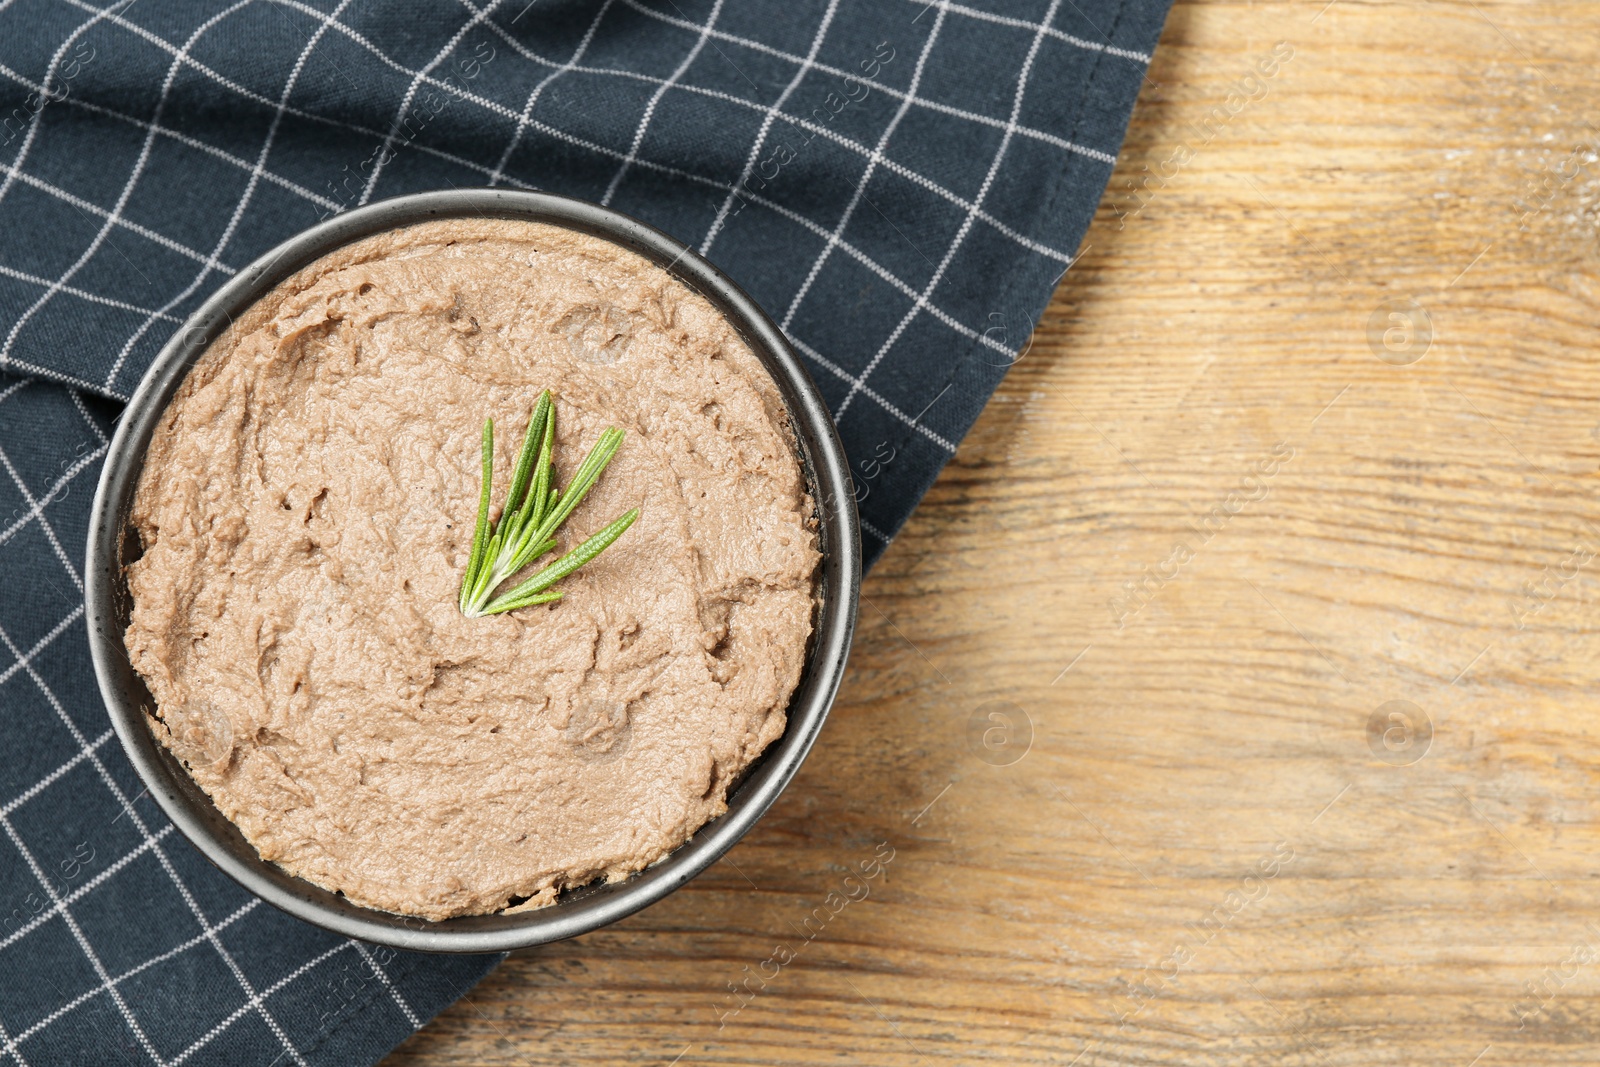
[{"xmin": 84, "ymin": 188, "xmax": 860, "ymax": 953}]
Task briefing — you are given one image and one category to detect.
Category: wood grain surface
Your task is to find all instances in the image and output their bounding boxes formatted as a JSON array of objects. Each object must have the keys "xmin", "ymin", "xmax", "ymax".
[{"xmin": 386, "ymin": 1, "xmax": 1600, "ymax": 1062}]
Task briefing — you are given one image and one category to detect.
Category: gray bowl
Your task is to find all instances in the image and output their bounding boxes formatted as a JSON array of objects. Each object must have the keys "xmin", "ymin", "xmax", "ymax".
[{"xmin": 84, "ymin": 189, "xmax": 859, "ymax": 953}]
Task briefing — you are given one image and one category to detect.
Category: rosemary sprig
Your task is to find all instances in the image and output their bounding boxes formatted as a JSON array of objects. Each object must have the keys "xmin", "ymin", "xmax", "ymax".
[{"xmin": 458, "ymin": 390, "xmax": 639, "ymax": 618}]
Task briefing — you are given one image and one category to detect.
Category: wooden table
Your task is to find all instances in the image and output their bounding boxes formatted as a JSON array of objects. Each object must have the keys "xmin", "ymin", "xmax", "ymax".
[{"xmin": 387, "ymin": 1, "xmax": 1600, "ymax": 1062}]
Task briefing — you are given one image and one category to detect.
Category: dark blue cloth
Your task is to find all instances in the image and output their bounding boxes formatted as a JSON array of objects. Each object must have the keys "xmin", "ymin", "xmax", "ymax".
[{"xmin": 0, "ymin": 0, "xmax": 1169, "ymax": 1062}]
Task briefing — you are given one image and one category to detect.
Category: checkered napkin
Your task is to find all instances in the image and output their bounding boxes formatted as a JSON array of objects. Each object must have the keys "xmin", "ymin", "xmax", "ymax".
[{"xmin": 0, "ymin": 0, "xmax": 1168, "ymax": 1062}]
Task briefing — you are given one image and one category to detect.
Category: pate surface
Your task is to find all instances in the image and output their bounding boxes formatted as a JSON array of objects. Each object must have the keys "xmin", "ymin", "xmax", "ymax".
[{"xmin": 125, "ymin": 218, "xmax": 819, "ymax": 920}]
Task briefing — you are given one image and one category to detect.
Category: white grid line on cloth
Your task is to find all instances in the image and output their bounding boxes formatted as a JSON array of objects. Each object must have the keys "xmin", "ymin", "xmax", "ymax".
[
  {"xmin": 860, "ymin": 517, "xmax": 889, "ymax": 540},
  {"xmin": 0, "ymin": 604, "xmax": 85, "ymax": 691},
  {"xmin": 0, "ymin": 441, "xmax": 107, "ymax": 551},
  {"xmin": 617, "ymin": 0, "xmax": 1123, "ymax": 164},
  {"xmin": 1, "ymin": 357, "xmax": 124, "ymax": 409},
  {"xmin": 904, "ymin": 91, "xmax": 1116, "ymax": 164},
  {"xmin": 837, "ymin": 0, "xmax": 1062, "ymax": 419},
  {"xmin": 0, "ymin": 1003, "xmax": 25, "ymax": 1067},
  {"xmin": 0, "ymin": 0, "xmax": 135, "ymax": 210},
  {"xmin": 0, "ymin": 808, "xmax": 167, "ymax": 1065},
  {"xmin": 671, "ymin": 77, "xmax": 1115, "ymax": 222},
  {"xmin": 52, "ymin": 0, "xmax": 542, "ymax": 193},
  {"xmin": 66, "ymin": 388, "xmax": 108, "ymax": 443},
  {"xmin": 9, "ymin": 900, "xmax": 261, "ymax": 1052},
  {"xmin": 629, "ymin": 0, "xmax": 1150, "ymax": 66},
  {"xmin": 137, "ymin": 851, "xmax": 308, "ymax": 1064},
  {"xmin": 0, "ymin": 160, "xmax": 240, "ymax": 274},
  {"xmin": 262, "ymin": 0, "xmax": 1091, "ymax": 256},
  {"xmin": 0, "ymin": 825, "xmax": 175, "ymax": 955},
  {"xmin": 0, "ymin": 443, "xmax": 83, "ymax": 591},
  {"xmin": 600, "ymin": 0, "xmax": 727, "ymax": 206},
  {"xmin": 0, "ymin": 259, "xmax": 184, "ymax": 326},
  {"xmin": 787, "ymin": 335, "xmax": 956, "ymax": 451},
  {"xmin": 0, "ymin": 0, "xmax": 261, "ymax": 367},
  {"xmin": 908, "ymin": 0, "xmax": 1152, "ymax": 61},
  {"xmin": 845, "ymin": 140, "xmax": 1094, "ymax": 255},
  {"xmin": 484, "ymin": 0, "xmax": 619, "ymax": 185},
  {"xmin": 711, "ymin": 176, "xmax": 1014, "ymax": 355},
  {"xmin": 179, "ymin": 941, "xmax": 354, "ymax": 1067},
  {"xmin": 0, "ymin": 724, "xmax": 108, "ymax": 818},
  {"xmin": 351, "ymin": 943, "xmax": 422, "ymax": 1030},
  {"xmin": 0, "ymin": 610, "xmax": 307, "ymax": 1067},
  {"xmin": 0, "ymin": 358, "xmax": 103, "ymax": 395},
  {"xmin": 357, "ymin": 0, "xmax": 510, "ymax": 204},
  {"xmin": 103, "ymin": 0, "xmax": 365, "ymax": 390},
  {"xmin": 780, "ymin": 1, "xmax": 948, "ymax": 332},
  {"xmin": 0, "ymin": 970, "xmax": 25, "ymax": 1067},
  {"xmin": 0, "ymin": 60, "xmax": 342, "ymax": 213},
  {"xmin": 699, "ymin": 0, "xmax": 841, "ymax": 254}
]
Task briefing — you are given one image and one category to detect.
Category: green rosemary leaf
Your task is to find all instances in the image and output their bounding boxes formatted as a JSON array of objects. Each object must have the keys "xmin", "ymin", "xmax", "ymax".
[
  {"xmin": 470, "ymin": 530, "xmax": 504, "ymax": 604},
  {"xmin": 497, "ymin": 390, "xmax": 550, "ymax": 543},
  {"xmin": 533, "ymin": 427, "xmax": 624, "ymax": 541},
  {"xmin": 480, "ymin": 590, "xmax": 563, "ymax": 616},
  {"xmin": 458, "ymin": 395, "xmax": 637, "ymax": 619},
  {"xmin": 457, "ymin": 418, "xmax": 494, "ymax": 613},
  {"xmin": 530, "ymin": 403, "xmax": 556, "ymax": 529},
  {"xmin": 502, "ymin": 530, "xmax": 558, "ymax": 580},
  {"xmin": 483, "ymin": 508, "xmax": 639, "ymax": 614}
]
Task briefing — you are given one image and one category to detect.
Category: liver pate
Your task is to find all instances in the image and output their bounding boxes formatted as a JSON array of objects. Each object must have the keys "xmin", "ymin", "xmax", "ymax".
[{"xmin": 124, "ymin": 218, "xmax": 819, "ymax": 920}]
